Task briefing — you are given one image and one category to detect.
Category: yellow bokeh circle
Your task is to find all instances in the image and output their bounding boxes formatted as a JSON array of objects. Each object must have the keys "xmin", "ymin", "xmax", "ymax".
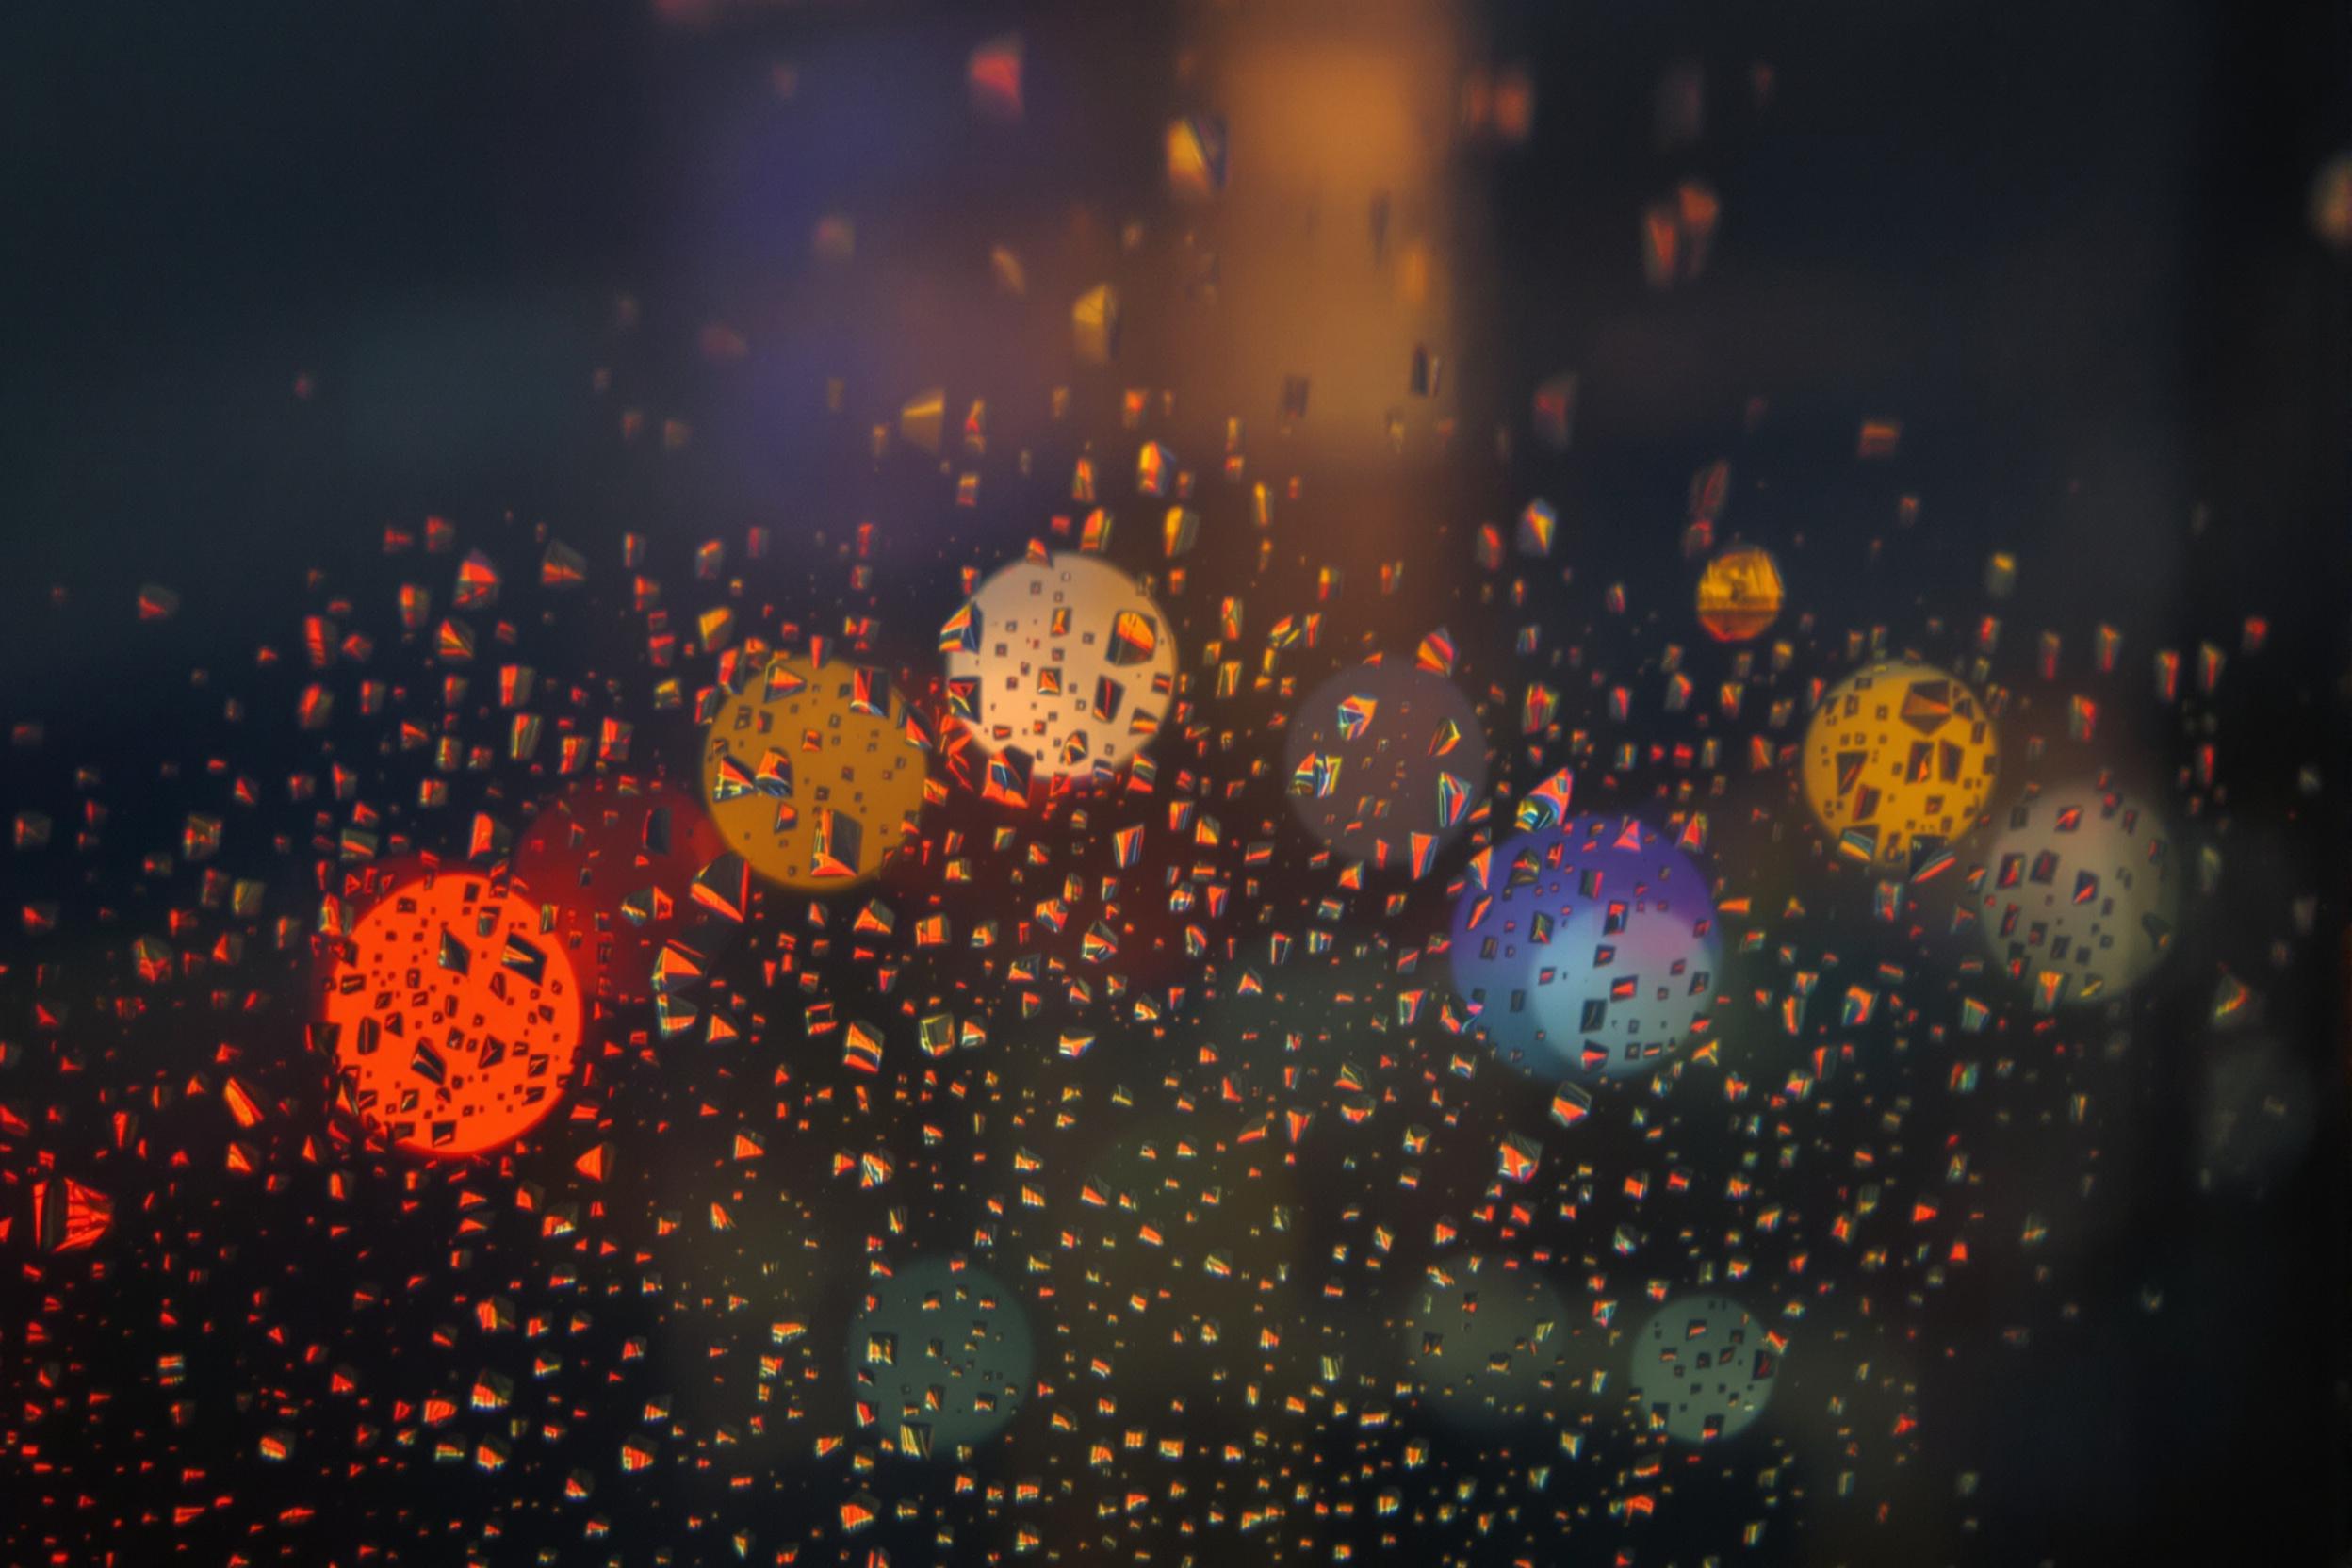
[
  {"xmin": 699, "ymin": 653, "xmax": 928, "ymax": 889},
  {"xmin": 1801, "ymin": 660, "xmax": 1997, "ymax": 867}
]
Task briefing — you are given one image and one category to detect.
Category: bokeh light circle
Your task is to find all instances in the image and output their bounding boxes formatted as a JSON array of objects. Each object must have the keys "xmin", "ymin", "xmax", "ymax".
[
  {"xmin": 847, "ymin": 1259, "xmax": 1034, "ymax": 1459},
  {"xmin": 1801, "ymin": 660, "xmax": 1998, "ymax": 868},
  {"xmin": 1972, "ymin": 781, "xmax": 2180, "ymax": 1007},
  {"xmin": 1695, "ymin": 545, "xmax": 1785, "ymax": 643},
  {"xmin": 1447, "ymin": 816, "xmax": 1721, "ymax": 1081},
  {"xmin": 1283, "ymin": 661, "xmax": 1487, "ymax": 873},
  {"xmin": 320, "ymin": 873, "xmax": 584, "ymax": 1156},
  {"xmin": 699, "ymin": 653, "xmax": 928, "ymax": 889},
  {"xmin": 940, "ymin": 551, "xmax": 1177, "ymax": 785},
  {"xmin": 1397, "ymin": 1253, "xmax": 1577, "ymax": 1430},
  {"xmin": 1628, "ymin": 1295, "xmax": 1780, "ymax": 1443},
  {"xmin": 1047, "ymin": 1120, "xmax": 1305, "ymax": 1406}
]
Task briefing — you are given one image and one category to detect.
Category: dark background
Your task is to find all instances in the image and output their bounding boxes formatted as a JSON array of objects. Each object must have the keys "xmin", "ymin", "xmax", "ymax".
[{"xmin": 1, "ymin": 1, "xmax": 2345, "ymax": 1563}]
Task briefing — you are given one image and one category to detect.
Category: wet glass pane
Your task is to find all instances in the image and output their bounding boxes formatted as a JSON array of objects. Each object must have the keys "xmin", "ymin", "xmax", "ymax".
[{"xmin": 3, "ymin": 2, "xmax": 2344, "ymax": 1564}]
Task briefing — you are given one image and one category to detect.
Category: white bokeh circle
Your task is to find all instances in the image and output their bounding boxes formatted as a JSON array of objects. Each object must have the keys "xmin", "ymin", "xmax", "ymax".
[
  {"xmin": 941, "ymin": 552, "xmax": 1177, "ymax": 784},
  {"xmin": 1974, "ymin": 782, "xmax": 2180, "ymax": 1007},
  {"xmin": 1627, "ymin": 1294, "xmax": 1780, "ymax": 1443}
]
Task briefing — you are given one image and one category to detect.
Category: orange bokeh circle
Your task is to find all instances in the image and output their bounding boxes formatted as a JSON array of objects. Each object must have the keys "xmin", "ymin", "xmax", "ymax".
[
  {"xmin": 1695, "ymin": 545, "xmax": 1785, "ymax": 643},
  {"xmin": 320, "ymin": 872, "xmax": 585, "ymax": 1157}
]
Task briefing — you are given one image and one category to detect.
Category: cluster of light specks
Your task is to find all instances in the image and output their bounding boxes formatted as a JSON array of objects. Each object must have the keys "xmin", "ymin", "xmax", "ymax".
[
  {"xmin": 8, "ymin": 367, "xmax": 2294, "ymax": 1568},
  {"xmin": 7, "ymin": 21, "xmax": 2326, "ymax": 1568}
]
